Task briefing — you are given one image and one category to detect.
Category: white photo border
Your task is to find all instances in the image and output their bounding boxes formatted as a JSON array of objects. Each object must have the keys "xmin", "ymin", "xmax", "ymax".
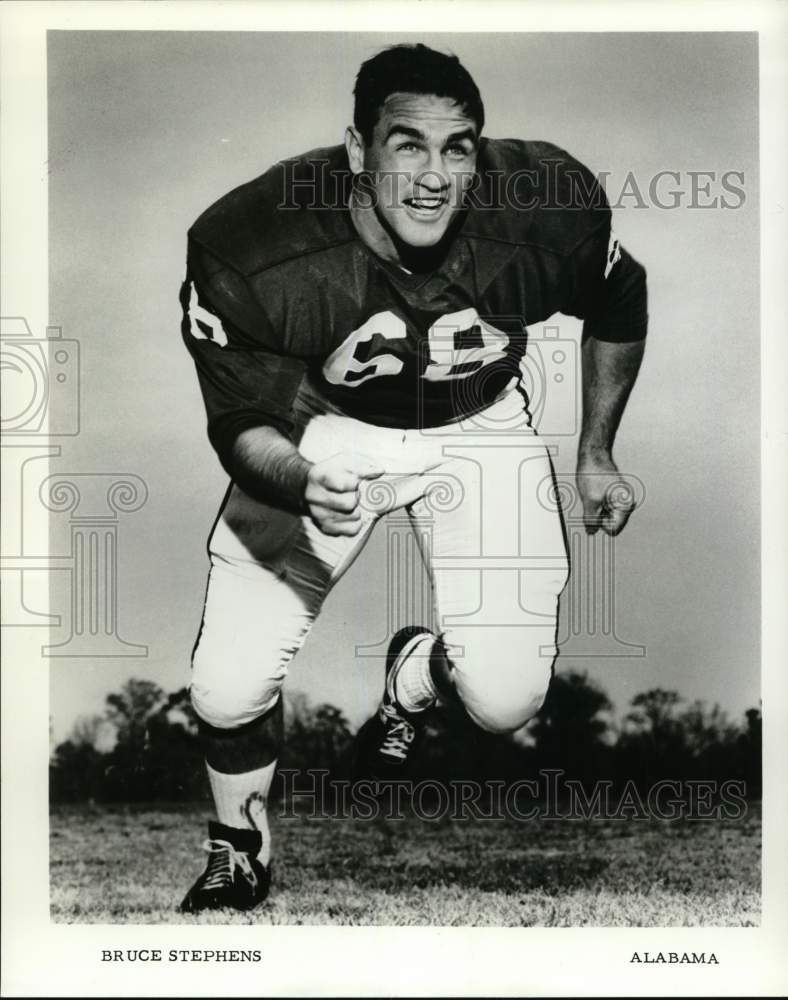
[{"xmin": 1, "ymin": 1, "xmax": 786, "ymax": 996}]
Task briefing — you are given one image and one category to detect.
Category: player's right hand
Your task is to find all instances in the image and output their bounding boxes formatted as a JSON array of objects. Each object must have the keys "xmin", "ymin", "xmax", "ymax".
[{"xmin": 304, "ymin": 454, "xmax": 384, "ymax": 536}]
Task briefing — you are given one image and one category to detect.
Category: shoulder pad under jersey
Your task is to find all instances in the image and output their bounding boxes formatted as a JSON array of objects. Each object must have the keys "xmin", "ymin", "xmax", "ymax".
[
  {"xmin": 464, "ymin": 138, "xmax": 610, "ymax": 256},
  {"xmin": 188, "ymin": 144, "xmax": 358, "ymax": 277}
]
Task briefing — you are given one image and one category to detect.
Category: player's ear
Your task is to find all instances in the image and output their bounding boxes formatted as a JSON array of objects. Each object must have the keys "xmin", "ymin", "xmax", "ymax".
[{"xmin": 345, "ymin": 126, "xmax": 365, "ymax": 175}]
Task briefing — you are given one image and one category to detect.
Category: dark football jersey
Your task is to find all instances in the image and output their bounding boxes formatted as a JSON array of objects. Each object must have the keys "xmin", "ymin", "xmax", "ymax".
[{"xmin": 181, "ymin": 139, "xmax": 647, "ymax": 463}]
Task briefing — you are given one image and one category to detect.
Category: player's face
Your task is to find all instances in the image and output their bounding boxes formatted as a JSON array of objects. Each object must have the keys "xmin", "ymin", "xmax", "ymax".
[{"xmin": 351, "ymin": 93, "xmax": 479, "ymax": 249}]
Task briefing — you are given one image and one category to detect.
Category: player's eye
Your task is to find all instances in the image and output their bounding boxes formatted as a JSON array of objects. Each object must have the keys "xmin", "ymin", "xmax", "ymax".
[
  {"xmin": 445, "ymin": 144, "xmax": 472, "ymax": 158},
  {"xmin": 397, "ymin": 142, "xmax": 420, "ymax": 152}
]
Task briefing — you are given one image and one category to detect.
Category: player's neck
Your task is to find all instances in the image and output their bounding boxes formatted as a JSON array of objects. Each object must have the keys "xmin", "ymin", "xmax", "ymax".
[{"xmin": 349, "ymin": 196, "xmax": 456, "ymax": 275}]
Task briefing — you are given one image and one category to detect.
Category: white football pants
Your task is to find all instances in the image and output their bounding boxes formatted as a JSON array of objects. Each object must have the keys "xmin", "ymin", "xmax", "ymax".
[{"xmin": 190, "ymin": 381, "xmax": 570, "ymax": 735}]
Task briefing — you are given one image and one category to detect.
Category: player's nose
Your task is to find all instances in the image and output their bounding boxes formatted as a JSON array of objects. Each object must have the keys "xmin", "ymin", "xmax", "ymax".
[
  {"xmin": 415, "ymin": 150, "xmax": 451, "ymax": 193},
  {"xmin": 413, "ymin": 172, "xmax": 450, "ymax": 198}
]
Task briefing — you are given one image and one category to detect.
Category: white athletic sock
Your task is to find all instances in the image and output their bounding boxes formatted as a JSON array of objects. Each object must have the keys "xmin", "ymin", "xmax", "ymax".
[
  {"xmin": 394, "ymin": 633, "xmax": 438, "ymax": 712},
  {"xmin": 206, "ymin": 759, "xmax": 277, "ymax": 867}
]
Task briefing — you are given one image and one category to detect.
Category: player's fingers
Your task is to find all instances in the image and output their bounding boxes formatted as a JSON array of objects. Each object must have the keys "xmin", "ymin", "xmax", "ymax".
[
  {"xmin": 311, "ymin": 500, "xmax": 361, "ymax": 522},
  {"xmin": 602, "ymin": 503, "xmax": 634, "ymax": 536},
  {"xmin": 318, "ymin": 515, "xmax": 363, "ymax": 537},
  {"xmin": 582, "ymin": 498, "xmax": 603, "ymax": 535},
  {"xmin": 600, "ymin": 481, "xmax": 636, "ymax": 536},
  {"xmin": 318, "ymin": 490, "xmax": 360, "ymax": 514},
  {"xmin": 316, "ymin": 471, "xmax": 358, "ymax": 493},
  {"xmin": 315, "ymin": 454, "xmax": 384, "ymax": 493}
]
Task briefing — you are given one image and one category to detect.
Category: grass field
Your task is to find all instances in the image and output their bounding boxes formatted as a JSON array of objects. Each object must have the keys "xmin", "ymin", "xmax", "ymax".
[{"xmin": 50, "ymin": 800, "xmax": 760, "ymax": 926}]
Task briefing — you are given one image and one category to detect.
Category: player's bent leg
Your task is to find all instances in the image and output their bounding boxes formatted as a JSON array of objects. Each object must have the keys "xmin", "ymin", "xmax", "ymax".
[
  {"xmin": 426, "ymin": 547, "xmax": 569, "ymax": 734},
  {"xmin": 182, "ymin": 502, "xmax": 375, "ymax": 912},
  {"xmin": 408, "ymin": 425, "xmax": 570, "ymax": 736},
  {"xmin": 351, "ymin": 401, "xmax": 571, "ymax": 773}
]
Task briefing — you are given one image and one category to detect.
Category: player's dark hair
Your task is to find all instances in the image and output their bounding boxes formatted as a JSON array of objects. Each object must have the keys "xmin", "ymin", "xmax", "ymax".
[{"xmin": 353, "ymin": 44, "xmax": 485, "ymax": 143}]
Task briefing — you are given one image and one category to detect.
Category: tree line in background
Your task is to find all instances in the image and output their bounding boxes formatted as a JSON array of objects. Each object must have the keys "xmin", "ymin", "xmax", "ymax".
[{"xmin": 49, "ymin": 673, "xmax": 761, "ymax": 804}]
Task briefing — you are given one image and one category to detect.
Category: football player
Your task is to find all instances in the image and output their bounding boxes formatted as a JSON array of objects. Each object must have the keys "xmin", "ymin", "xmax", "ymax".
[{"xmin": 178, "ymin": 43, "xmax": 647, "ymax": 912}]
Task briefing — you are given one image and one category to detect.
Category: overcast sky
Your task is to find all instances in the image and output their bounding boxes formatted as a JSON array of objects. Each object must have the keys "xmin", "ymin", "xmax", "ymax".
[{"xmin": 45, "ymin": 31, "xmax": 759, "ymax": 742}]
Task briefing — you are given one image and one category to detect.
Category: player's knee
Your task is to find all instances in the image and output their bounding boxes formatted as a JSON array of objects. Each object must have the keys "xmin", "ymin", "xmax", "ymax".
[
  {"xmin": 454, "ymin": 652, "xmax": 552, "ymax": 735},
  {"xmin": 469, "ymin": 684, "xmax": 549, "ymax": 734},
  {"xmin": 190, "ymin": 628, "xmax": 290, "ymax": 729},
  {"xmin": 189, "ymin": 678, "xmax": 282, "ymax": 730}
]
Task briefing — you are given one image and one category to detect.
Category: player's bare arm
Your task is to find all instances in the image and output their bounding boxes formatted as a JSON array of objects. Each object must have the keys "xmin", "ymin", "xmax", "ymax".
[
  {"xmin": 232, "ymin": 425, "xmax": 383, "ymax": 537},
  {"xmin": 576, "ymin": 336, "xmax": 646, "ymax": 536}
]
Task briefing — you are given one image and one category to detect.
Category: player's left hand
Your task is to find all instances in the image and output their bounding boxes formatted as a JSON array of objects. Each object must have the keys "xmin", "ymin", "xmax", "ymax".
[{"xmin": 576, "ymin": 452, "xmax": 636, "ymax": 536}]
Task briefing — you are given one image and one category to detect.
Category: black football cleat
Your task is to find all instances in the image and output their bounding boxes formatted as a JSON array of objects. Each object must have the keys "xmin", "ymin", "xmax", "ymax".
[
  {"xmin": 353, "ymin": 626, "xmax": 434, "ymax": 781},
  {"xmin": 180, "ymin": 821, "xmax": 271, "ymax": 913}
]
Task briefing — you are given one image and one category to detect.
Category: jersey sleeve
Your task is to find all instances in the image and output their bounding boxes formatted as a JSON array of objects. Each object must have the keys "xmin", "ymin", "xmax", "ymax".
[
  {"xmin": 180, "ymin": 238, "xmax": 305, "ymax": 470},
  {"xmin": 564, "ymin": 219, "xmax": 648, "ymax": 343}
]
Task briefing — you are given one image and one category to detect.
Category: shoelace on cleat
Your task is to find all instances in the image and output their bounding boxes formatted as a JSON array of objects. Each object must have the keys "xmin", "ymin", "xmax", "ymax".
[
  {"xmin": 379, "ymin": 705, "xmax": 416, "ymax": 760},
  {"xmin": 199, "ymin": 838, "xmax": 258, "ymax": 892}
]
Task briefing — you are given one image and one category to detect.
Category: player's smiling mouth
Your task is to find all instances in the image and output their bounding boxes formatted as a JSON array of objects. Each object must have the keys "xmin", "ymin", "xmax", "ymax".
[{"xmin": 403, "ymin": 194, "xmax": 447, "ymax": 218}]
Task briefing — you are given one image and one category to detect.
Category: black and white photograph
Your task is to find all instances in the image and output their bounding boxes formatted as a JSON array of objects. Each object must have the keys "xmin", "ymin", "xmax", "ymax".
[{"xmin": 2, "ymin": 2, "xmax": 787, "ymax": 996}]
